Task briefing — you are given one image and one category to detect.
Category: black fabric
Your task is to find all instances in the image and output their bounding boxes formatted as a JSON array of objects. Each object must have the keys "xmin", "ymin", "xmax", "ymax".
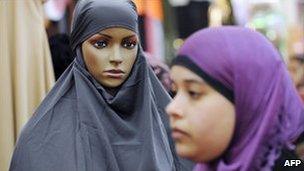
[
  {"xmin": 138, "ymin": 14, "xmax": 146, "ymax": 51},
  {"xmin": 171, "ymin": 55, "xmax": 234, "ymax": 103},
  {"xmin": 49, "ymin": 34, "xmax": 74, "ymax": 80},
  {"xmin": 174, "ymin": 1, "xmax": 210, "ymax": 39},
  {"xmin": 273, "ymin": 148, "xmax": 304, "ymax": 171}
]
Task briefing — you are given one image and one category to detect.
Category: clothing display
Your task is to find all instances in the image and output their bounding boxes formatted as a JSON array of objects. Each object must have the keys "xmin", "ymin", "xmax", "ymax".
[
  {"xmin": 0, "ymin": 1, "xmax": 54, "ymax": 170},
  {"xmin": 9, "ymin": 1, "xmax": 192, "ymax": 171}
]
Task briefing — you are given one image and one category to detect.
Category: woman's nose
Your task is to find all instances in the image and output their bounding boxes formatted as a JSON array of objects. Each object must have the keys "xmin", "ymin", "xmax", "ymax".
[{"xmin": 166, "ymin": 95, "xmax": 185, "ymax": 118}]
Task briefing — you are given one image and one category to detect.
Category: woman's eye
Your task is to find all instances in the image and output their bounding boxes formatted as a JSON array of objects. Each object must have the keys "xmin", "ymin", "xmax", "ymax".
[
  {"xmin": 122, "ymin": 41, "xmax": 137, "ymax": 49},
  {"xmin": 188, "ymin": 91, "xmax": 202, "ymax": 100},
  {"xmin": 93, "ymin": 40, "xmax": 107, "ymax": 49}
]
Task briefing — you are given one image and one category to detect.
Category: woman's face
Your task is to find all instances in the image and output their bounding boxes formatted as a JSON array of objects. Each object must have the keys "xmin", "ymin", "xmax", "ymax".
[
  {"xmin": 166, "ymin": 66, "xmax": 235, "ymax": 162},
  {"xmin": 82, "ymin": 27, "xmax": 138, "ymax": 88}
]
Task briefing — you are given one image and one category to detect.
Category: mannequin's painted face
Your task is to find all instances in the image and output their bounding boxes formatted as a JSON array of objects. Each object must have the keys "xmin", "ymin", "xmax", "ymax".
[
  {"xmin": 82, "ymin": 27, "xmax": 138, "ymax": 88},
  {"xmin": 166, "ymin": 66, "xmax": 235, "ymax": 162}
]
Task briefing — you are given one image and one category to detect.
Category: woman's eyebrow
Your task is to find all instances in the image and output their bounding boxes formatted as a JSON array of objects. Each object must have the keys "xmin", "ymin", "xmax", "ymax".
[{"xmin": 184, "ymin": 79, "xmax": 205, "ymax": 85}]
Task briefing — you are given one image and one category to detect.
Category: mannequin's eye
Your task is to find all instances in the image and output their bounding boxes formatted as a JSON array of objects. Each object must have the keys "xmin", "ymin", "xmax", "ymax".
[
  {"xmin": 122, "ymin": 40, "xmax": 137, "ymax": 50},
  {"xmin": 93, "ymin": 40, "xmax": 108, "ymax": 49}
]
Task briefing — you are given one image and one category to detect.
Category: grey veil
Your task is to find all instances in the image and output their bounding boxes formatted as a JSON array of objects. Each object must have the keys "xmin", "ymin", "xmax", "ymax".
[{"xmin": 9, "ymin": 0, "xmax": 192, "ymax": 170}]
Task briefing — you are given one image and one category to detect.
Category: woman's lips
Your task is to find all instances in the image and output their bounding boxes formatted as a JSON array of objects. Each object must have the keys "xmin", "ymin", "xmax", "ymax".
[
  {"xmin": 171, "ymin": 128, "xmax": 189, "ymax": 140},
  {"xmin": 104, "ymin": 69, "xmax": 125, "ymax": 79}
]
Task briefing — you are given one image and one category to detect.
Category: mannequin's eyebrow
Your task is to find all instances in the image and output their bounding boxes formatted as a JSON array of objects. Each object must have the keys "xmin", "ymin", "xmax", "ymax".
[
  {"xmin": 123, "ymin": 35, "xmax": 137, "ymax": 39},
  {"xmin": 97, "ymin": 33, "xmax": 137, "ymax": 40},
  {"xmin": 98, "ymin": 33, "xmax": 112, "ymax": 39}
]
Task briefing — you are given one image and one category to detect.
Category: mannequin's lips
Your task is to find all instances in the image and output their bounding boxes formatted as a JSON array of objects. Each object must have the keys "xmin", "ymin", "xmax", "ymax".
[{"xmin": 104, "ymin": 69, "xmax": 125, "ymax": 79}]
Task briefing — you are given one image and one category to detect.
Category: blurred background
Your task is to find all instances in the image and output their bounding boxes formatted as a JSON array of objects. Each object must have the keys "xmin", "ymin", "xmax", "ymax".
[
  {"xmin": 0, "ymin": 0, "xmax": 303, "ymax": 170},
  {"xmin": 43, "ymin": 0, "xmax": 304, "ymax": 62}
]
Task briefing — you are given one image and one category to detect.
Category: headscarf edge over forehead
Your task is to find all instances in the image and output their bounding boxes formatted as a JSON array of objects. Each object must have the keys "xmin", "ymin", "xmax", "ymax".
[
  {"xmin": 70, "ymin": 0, "xmax": 138, "ymax": 51},
  {"xmin": 171, "ymin": 26, "xmax": 304, "ymax": 171}
]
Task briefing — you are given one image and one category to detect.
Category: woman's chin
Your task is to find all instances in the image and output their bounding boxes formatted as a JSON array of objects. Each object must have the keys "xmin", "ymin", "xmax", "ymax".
[
  {"xmin": 176, "ymin": 143, "xmax": 198, "ymax": 161},
  {"xmin": 175, "ymin": 143, "xmax": 217, "ymax": 163}
]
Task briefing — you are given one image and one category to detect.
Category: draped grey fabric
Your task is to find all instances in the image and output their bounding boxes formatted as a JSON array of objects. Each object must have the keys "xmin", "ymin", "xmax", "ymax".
[{"xmin": 9, "ymin": 0, "xmax": 193, "ymax": 170}]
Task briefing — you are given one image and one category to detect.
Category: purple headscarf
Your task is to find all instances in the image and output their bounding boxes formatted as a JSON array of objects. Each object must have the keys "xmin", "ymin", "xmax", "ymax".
[{"xmin": 173, "ymin": 26, "xmax": 304, "ymax": 171}]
